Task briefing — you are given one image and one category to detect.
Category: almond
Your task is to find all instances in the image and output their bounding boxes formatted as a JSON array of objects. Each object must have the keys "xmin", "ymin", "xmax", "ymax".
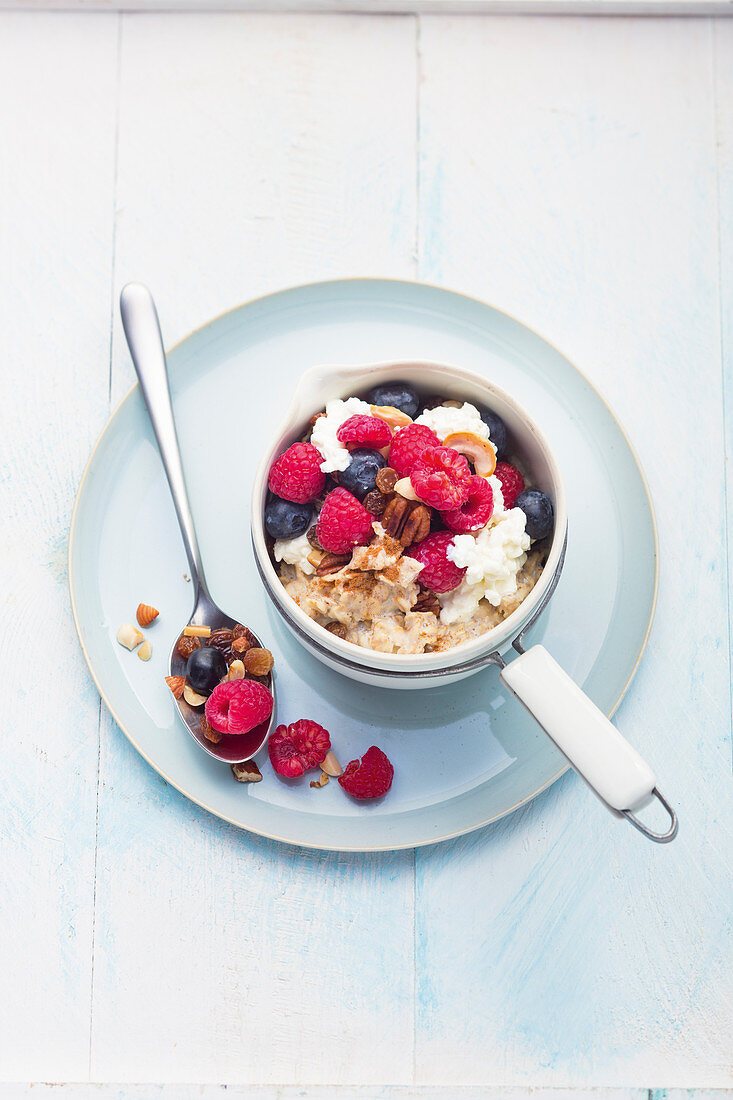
[
  {"xmin": 394, "ymin": 477, "xmax": 420, "ymax": 501},
  {"xmin": 183, "ymin": 684, "xmax": 207, "ymax": 707},
  {"xmin": 136, "ymin": 603, "xmax": 159, "ymax": 627},
  {"xmin": 117, "ymin": 623, "xmax": 144, "ymax": 650},
  {"xmin": 165, "ymin": 675, "xmax": 185, "ymax": 698},
  {"xmin": 227, "ymin": 660, "xmax": 245, "ymax": 681},
  {"xmin": 137, "ymin": 639, "xmax": 152, "ymax": 661},
  {"xmin": 321, "ymin": 750, "xmax": 343, "ymax": 777}
]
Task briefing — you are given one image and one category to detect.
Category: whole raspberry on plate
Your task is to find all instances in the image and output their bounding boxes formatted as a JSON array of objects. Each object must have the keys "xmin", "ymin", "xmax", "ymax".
[
  {"xmin": 441, "ymin": 474, "xmax": 494, "ymax": 533},
  {"xmin": 406, "ymin": 530, "xmax": 466, "ymax": 593},
  {"xmin": 316, "ymin": 487, "xmax": 373, "ymax": 554},
  {"xmin": 205, "ymin": 679, "xmax": 274, "ymax": 735},
  {"xmin": 338, "ymin": 745, "xmax": 394, "ymax": 800},
  {"xmin": 268, "ymin": 719, "xmax": 331, "ymax": 777},
  {"xmin": 494, "ymin": 461, "xmax": 525, "ymax": 509},
  {"xmin": 409, "ymin": 446, "xmax": 471, "ymax": 510},
  {"xmin": 337, "ymin": 414, "xmax": 392, "ymax": 449},
  {"xmin": 268, "ymin": 441, "xmax": 325, "ymax": 504},
  {"xmin": 388, "ymin": 423, "xmax": 441, "ymax": 477}
]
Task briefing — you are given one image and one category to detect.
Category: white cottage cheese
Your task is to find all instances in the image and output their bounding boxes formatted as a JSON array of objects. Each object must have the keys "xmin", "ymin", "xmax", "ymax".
[
  {"xmin": 415, "ymin": 402, "xmax": 494, "ymax": 449},
  {"xmin": 310, "ymin": 396, "xmax": 374, "ymax": 473},
  {"xmin": 273, "ymin": 531, "xmax": 316, "ymax": 575},
  {"xmin": 439, "ymin": 508, "xmax": 530, "ymax": 624}
]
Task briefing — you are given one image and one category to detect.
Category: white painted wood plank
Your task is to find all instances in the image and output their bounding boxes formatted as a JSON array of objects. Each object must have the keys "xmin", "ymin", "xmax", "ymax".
[
  {"xmin": 415, "ymin": 15, "xmax": 733, "ymax": 1089},
  {"xmin": 4, "ymin": 0, "xmax": 733, "ymax": 14},
  {"xmin": 91, "ymin": 13, "xmax": 417, "ymax": 1085},
  {"xmin": 0, "ymin": 1087, "xmax": 655, "ymax": 1097},
  {"xmin": 0, "ymin": 12, "xmax": 119, "ymax": 1083}
]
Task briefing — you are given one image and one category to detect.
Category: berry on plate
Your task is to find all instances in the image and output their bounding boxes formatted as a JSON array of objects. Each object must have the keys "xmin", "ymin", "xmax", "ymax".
[
  {"xmin": 268, "ymin": 441, "xmax": 325, "ymax": 504},
  {"xmin": 337, "ymin": 414, "xmax": 392, "ymax": 450},
  {"xmin": 441, "ymin": 474, "xmax": 494, "ymax": 533},
  {"xmin": 338, "ymin": 448, "xmax": 387, "ymax": 501},
  {"xmin": 366, "ymin": 382, "xmax": 420, "ymax": 420},
  {"xmin": 338, "ymin": 745, "xmax": 394, "ymax": 799},
  {"xmin": 316, "ymin": 487, "xmax": 373, "ymax": 554},
  {"xmin": 516, "ymin": 488, "xmax": 554, "ymax": 540},
  {"xmin": 494, "ymin": 461, "xmax": 525, "ymax": 510},
  {"xmin": 409, "ymin": 446, "xmax": 471, "ymax": 510},
  {"xmin": 405, "ymin": 530, "xmax": 466, "ymax": 593},
  {"xmin": 264, "ymin": 497, "xmax": 314, "ymax": 540},
  {"xmin": 269, "ymin": 719, "xmax": 331, "ymax": 777},
  {"xmin": 205, "ymin": 679, "xmax": 274, "ymax": 735},
  {"xmin": 479, "ymin": 408, "xmax": 508, "ymax": 460},
  {"xmin": 388, "ymin": 423, "xmax": 440, "ymax": 477}
]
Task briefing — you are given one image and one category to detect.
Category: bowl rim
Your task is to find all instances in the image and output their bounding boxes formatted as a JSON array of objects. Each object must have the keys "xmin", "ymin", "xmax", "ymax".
[{"xmin": 251, "ymin": 358, "xmax": 568, "ymax": 675}]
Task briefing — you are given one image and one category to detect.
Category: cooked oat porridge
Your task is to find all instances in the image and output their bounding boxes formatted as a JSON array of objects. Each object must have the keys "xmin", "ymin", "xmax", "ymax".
[{"xmin": 264, "ymin": 381, "xmax": 554, "ymax": 655}]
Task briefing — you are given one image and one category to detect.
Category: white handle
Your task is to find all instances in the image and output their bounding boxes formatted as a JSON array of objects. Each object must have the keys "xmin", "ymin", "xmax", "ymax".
[{"xmin": 500, "ymin": 645, "xmax": 677, "ymax": 839}]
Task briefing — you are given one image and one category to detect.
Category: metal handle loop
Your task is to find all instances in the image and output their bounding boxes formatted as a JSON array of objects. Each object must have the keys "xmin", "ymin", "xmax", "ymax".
[{"xmin": 621, "ymin": 788, "xmax": 678, "ymax": 843}]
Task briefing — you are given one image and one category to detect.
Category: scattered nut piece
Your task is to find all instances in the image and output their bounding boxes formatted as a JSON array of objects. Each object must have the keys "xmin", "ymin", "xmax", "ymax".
[
  {"xmin": 376, "ymin": 467, "xmax": 399, "ymax": 494},
  {"xmin": 231, "ymin": 760, "xmax": 263, "ymax": 783},
  {"xmin": 117, "ymin": 623, "xmax": 144, "ymax": 650},
  {"xmin": 137, "ymin": 639, "xmax": 152, "ymax": 661},
  {"xmin": 325, "ymin": 621, "xmax": 348, "ymax": 640},
  {"xmin": 394, "ymin": 477, "xmax": 420, "ymax": 501},
  {"xmin": 321, "ymin": 750, "xmax": 343, "ymax": 777},
  {"xmin": 307, "ymin": 549, "xmax": 324, "ymax": 568},
  {"xmin": 165, "ymin": 675, "xmax": 185, "ymax": 698},
  {"xmin": 414, "ymin": 588, "xmax": 441, "ymax": 616},
  {"xmin": 443, "ymin": 399, "xmax": 463, "ymax": 408},
  {"xmin": 371, "ymin": 404, "xmax": 412, "ymax": 429},
  {"xmin": 201, "ymin": 716, "xmax": 222, "ymax": 743},
  {"xmin": 227, "ymin": 659, "xmax": 246, "ymax": 681},
  {"xmin": 176, "ymin": 634, "xmax": 201, "ymax": 659},
  {"xmin": 243, "ymin": 648, "xmax": 274, "ymax": 676},
  {"xmin": 231, "ymin": 635, "xmax": 253, "ymax": 656},
  {"xmin": 310, "ymin": 772, "xmax": 330, "ymax": 789},
  {"xmin": 136, "ymin": 603, "xmax": 159, "ymax": 627},
  {"xmin": 443, "ymin": 431, "xmax": 497, "ymax": 477},
  {"xmin": 316, "ymin": 552, "xmax": 352, "ymax": 576},
  {"xmin": 183, "ymin": 684, "xmax": 207, "ymax": 707},
  {"xmin": 183, "ymin": 624, "xmax": 212, "ymax": 638}
]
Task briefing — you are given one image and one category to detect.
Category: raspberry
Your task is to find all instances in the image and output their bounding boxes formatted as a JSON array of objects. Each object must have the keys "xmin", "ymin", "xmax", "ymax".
[
  {"xmin": 316, "ymin": 487, "xmax": 373, "ymax": 554},
  {"xmin": 337, "ymin": 414, "xmax": 392, "ymax": 449},
  {"xmin": 388, "ymin": 424, "xmax": 440, "ymax": 477},
  {"xmin": 205, "ymin": 679, "xmax": 273, "ymax": 735},
  {"xmin": 442, "ymin": 475, "xmax": 494, "ymax": 533},
  {"xmin": 406, "ymin": 531, "xmax": 466, "ymax": 593},
  {"xmin": 494, "ymin": 461, "xmax": 525, "ymax": 509},
  {"xmin": 338, "ymin": 745, "xmax": 394, "ymax": 800},
  {"xmin": 268, "ymin": 442, "xmax": 325, "ymax": 504},
  {"xmin": 409, "ymin": 447, "xmax": 471, "ymax": 510},
  {"xmin": 268, "ymin": 719, "xmax": 331, "ymax": 777}
]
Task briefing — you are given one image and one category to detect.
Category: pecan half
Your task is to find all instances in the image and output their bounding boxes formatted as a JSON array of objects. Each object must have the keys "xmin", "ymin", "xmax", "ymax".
[
  {"xmin": 316, "ymin": 552, "xmax": 352, "ymax": 576},
  {"xmin": 382, "ymin": 497, "xmax": 431, "ymax": 547},
  {"xmin": 414, "ymin": 587, "xmax": 441, "ymax": 616}
]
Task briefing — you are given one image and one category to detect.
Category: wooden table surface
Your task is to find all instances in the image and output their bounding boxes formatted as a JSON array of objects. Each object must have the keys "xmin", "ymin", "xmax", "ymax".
[{"xmin": 2, "ymin": 9, "xmax": 732, "ymax": 1095}]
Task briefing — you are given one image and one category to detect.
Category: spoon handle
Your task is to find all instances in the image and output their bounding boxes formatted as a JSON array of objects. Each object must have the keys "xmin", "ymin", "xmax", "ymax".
[{"xmin": 120, "ymin": 282, "xmax": 209, "ymax": 600}]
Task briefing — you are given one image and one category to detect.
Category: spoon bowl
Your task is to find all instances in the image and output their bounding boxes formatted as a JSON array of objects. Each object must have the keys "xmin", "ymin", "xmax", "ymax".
[{"xmin": 120, "ymin": 282, "xmax": 275, "ymax": 765}]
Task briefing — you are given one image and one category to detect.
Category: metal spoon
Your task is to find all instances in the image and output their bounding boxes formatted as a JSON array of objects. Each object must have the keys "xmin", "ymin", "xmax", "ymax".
[{"xmin": 120, "ymin": 282, "xmax": 274, "ymax": 764}]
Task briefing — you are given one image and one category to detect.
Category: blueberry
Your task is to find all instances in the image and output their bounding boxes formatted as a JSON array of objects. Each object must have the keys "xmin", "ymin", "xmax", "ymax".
[
  {"xmin": 186, "ymin": 645, "xmax": 227, "ymax": 695},
  {"xmin": 367, "ymin": 381, "xmax": 420, "ymax": 419},
  {"xmin": 338, "ymin": 448, "xmax": 387, "ymax": 500},
  {"xmin": 479, "ymin": 408, "xmax": 508, "ymax": 461},
  {"xmin": 516, "ymin": 488, "xmax": 554, "ymax": 540},
  {"xmin": 265, "ymin": 496, "xmax": 314, "ymax": 540}
]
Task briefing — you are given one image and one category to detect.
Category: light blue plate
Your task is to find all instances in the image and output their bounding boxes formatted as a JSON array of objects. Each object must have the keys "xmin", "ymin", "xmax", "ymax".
[{"xmin": 69, "ymin": 279, "xmax": 657, "ymax": 851}]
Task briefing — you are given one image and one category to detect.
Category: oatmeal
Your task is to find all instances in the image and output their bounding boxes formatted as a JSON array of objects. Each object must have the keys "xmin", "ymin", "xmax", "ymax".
[{"xmin": 264, "ymin": 380, "xmax": 555, "ymax": 655}]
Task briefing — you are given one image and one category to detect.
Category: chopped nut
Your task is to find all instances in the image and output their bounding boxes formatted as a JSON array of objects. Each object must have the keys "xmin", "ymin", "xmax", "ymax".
[
  {"xmin": 306, "ymin": 525, "xmax": 322, "ymax": 550},
  {"xmin": 227, "ymin": 659, "xmax": 246, "ymax": 680},
  {"xmin": 321, "ymin": 750, "xmax": 343, "ymax": 777},
  {"xmin": 137, "ymin": 639, "xmax": 152, "ymax": 661},
  {"xmin": 310, "ymin": 771, "xmax": 329, "ymax": 789},
  {"xmin": 363, "ymin": 489, "xmax": 390, "ymax": 516},
  {"xmin": 394, "ymin": 477, "xmax": 420, "ymax": 501},
  {"xmin": 117, "ymin": 623, "xmax": 144, "ymax": 650},
  {"xmin": 183, "ymin": 684, "xmax": 207, "ymax": 707},
  {"xmin": 183, "ymin": 624, "xmax": 211, "ymax": 638},
  {"xmin": 325, "ymin": 621, "xmax": 348, "ymax": 640},
  {"xmin": 243, "ymin": 648, "xmax": 274, "ymax": 676},
  {"xmin": 307, "ymin": 549, "xmax": 324, "ymax": 568},
  {"xmin": 316, "ymin": 552, "xmax": 352, "ymax": 576},
  {"xmin": 201, "ymin": 716, "xmax": 222, "ymax": 743},
  {"xmin": 375, "ymin": 467, "xmax": 399, "ymax": 494},
  {"xmin": 414, "ymin": 587, "xmax": 441, "ymax": 616},
  {"xmin": 231, "ymin": 760, "xmax": 263, "ymax": 783},
  {"xmin": 231, "ymin": 634, "xmax": 253, "ymax": 656},
  {"xmin": 165, "ymin": 675, "xmax": 185, "ymax": 698},
  {"xmin": 443, "ymin": 399, "xmax": 463, "ymax": 408},
  {"xmin": 175, "ymin": 634, "xmax": 201, "ymax": 659},
  {"xmin": 136, "ymin": 603, "xmax": 159, "ymax": 627},
  {"xmin": 370, "ymin": 404, "xmax": 412, "ymax": 429}
]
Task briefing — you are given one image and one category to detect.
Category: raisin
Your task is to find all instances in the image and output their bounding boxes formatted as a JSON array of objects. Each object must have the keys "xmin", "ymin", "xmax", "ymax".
[
  {"xmin": 176, "ymin": 635, "xmax": 201, "ymax": 660},
  {"xmin": 363, "ymin": 489, "xmax": 390, "ymax": 516},
  {"xmin": 375, "ymin": 467, "xmax": 399, "ymax": 494},
  {"xmin": 325, "ymin": 621, "xmax": 348, "ymax": 640},
  {"xmin": 306, "ymin": 525, "xmax": 322, "ymax": 550},
  {"xmin": 243, "ymin": 648, "xmax": 274, "ymax": 676},
  {"xmin": 201, "ymin": 716, "xmax": 222, "ymax": 744},
  {"xmin": 208, "ymin": 628, "xmax": 234, "ymax": 661}
]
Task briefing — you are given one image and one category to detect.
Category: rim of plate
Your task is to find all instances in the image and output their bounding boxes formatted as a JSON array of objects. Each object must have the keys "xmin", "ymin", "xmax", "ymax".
[{"xmin": 68, "ymin": 277, "xmax": 659, "ymax": 852}]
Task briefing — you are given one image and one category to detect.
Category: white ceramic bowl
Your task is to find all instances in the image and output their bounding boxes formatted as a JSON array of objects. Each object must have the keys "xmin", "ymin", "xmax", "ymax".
[{"xmin": 251, "ymin": 358, "xmax": 565, "ymax": 688}]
